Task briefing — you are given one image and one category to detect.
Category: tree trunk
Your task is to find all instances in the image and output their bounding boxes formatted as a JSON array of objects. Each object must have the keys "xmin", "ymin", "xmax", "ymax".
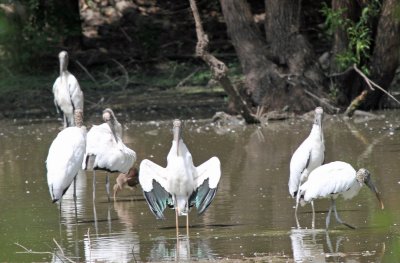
[
  {"xmin": 362, "ymin": 0, "xmax": 400, "ymax": 109},
  {"xmin": 331, "ymin": 0, "xmax": 361, "ymax": 105},
  {"xmin": 220, "ymin": 0, "xmax": 327, "ymax": 113}
]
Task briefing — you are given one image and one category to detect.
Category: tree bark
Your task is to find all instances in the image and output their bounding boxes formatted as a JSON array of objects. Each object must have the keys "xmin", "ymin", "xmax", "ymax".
[
  {"xmin": 220, "ymin": 0, "xmax": 327, "ymax": 113},
  {"xmin": 362, "ymin": 0, "xmax": 400, "ymax": 109},
  {"xmin": 189, "ymin": 0, "xmax": 259, "ymax": 123},
  {"xmin": 330, "ymin": 0, "xmax": 361, "ymax": 105}
]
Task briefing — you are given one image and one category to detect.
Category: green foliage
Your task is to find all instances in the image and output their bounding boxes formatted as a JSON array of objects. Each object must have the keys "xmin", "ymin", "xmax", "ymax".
[
  {"xmin": 0, "ymin": 0, "xmax": 81, "ymax": 72},
  {"xmin": 320, "ymin": 3, "xmax": 347, "ymax": 35},
  {"xmin": 320, "ymin": 1, "xmax": 381, "ymax": 75}
]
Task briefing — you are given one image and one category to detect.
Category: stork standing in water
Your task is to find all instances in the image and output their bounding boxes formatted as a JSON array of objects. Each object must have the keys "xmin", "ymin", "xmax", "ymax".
[
  {"xmin": 46, "ymin": 109, "xmax": 87, "ymax": 203},
  {"xmin": 139, "ymin": 119, "xmax": 221, "ymax": 237},
  {"xmin": 82, "ymin": 108, "xmax": 136, "ymax": 202},
  {"xmin": 53, "ymin": 51, "xmax": 84, "ymax": 128},
  {"xmin": 289, "ymin": 107, "xmax": 325, "ymax": 229},
  {"xmin": 297, "ymin": 161, "xmax": 384, "ymax": 229}
]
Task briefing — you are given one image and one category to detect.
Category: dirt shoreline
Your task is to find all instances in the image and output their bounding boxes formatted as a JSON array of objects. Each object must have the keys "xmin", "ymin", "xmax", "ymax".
[{"xmin": 0, "ymin": 87, "xmax": 228, "ymax": 123}]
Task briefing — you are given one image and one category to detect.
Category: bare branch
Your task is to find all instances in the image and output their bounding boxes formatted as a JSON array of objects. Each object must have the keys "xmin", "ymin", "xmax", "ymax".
[
  {"xmin": 175, "ymin": 67, "xmax": 200, "ymax": 88},
  {"xmin": 112, "ymin": 59, "xmax": 130, "ymax": 91},
  {"xmin": 353, "ymin": 64, "xmax": 400, "ymax": 105},
  {"xmin": 188, "ymin": 0, "xmax": 259, "ymax": 124},
  {"xmin": 75, "ymin": 60, "xmax": 101, "ymax": 88}
]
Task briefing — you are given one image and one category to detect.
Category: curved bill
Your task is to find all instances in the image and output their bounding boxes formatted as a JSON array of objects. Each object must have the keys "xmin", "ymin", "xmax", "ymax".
[{"xmin": 365, "ymin": 179, "xmax": 384, "ymax": 210}]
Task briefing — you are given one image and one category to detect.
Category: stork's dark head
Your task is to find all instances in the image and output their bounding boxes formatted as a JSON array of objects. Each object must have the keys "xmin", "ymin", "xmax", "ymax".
[
  {"xmin": 313, "ymin": 107, "xmax": 323, "ymax": 126},
  {"xmin": 356, "ymin": 168, "xmax": 384, "ymax": 210}
]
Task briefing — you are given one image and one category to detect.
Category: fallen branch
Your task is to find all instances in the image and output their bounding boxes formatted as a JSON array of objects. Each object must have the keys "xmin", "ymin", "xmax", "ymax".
[
  {"xmin": 15, "ymin": 241, "xmax": 76, "ymax": 263},
  {"xmin": 15, "ymin": 242, "xmax": 53, "ymax": 255},
  {"xmin": 345, "ymin": 64, "xmax": 400, "ymax": 117},
  {"xmin": 344, "ymin": 90, "xmax": 368, "ymax": 117},
  {"xmin": 352, "ymin": 64, "xmax": 400, "ymax": 105},
  {"xmin": 188, "ymin": 0, "xmax": 259, "ymax": 124}
]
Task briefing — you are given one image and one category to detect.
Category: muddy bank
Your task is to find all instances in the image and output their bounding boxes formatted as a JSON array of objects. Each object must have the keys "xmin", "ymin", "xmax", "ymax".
[{"xmin": 0, "ymin": 86, "xmax": 228, "ymax": 123}]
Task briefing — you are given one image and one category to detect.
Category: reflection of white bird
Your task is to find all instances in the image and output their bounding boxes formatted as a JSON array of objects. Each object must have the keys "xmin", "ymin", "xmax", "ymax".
[
  {"xmin": 53, "ymin": 50, "xmax": 84, "ymax": 128},
  {"xmin": 139, "ymin": 119, "xmax": 221, "ymax": 237},
  {"xmin": 46, "ymin": 110, "xmax": 86, "ymax": 202},
  {"xmin": 297, "ymin": 161, "xmax": 384, "ymax": 229},
  {"xmin": 82, "ymin": 108, "xmax": 136, "ymax": 201},
  {"xmin": 289, "ymin": 107, "xmax": 324, "ymax": 228}
]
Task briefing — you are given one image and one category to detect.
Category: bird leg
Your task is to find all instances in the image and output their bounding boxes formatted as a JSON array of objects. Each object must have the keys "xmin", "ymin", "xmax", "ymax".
[
  {"xmin": 295, "ymin": 196, "xmax": 301, "ymax": 229},
  {"xmin": 186, "ymin": 212, "xmax": 189, "ymax": 237},
  {"xmin": 92, "ymin": 170, "xmax": 96, "ymax": 201},
  {"xmin": 325, "ymin": 199, "xmax": 333, "ymax": 230},
  {"xmin": 106, "ymin": 173, "xmax": 110, "ymax": 202},
  {"xmin": 332, "ymin": 199, "xmax": 355, "ymax": 229},
  {"xmin": 175, "ymin": 209, "xmax": 179, "ymax": 238},
  {"xmin": 73, "ymin": 176, "xmax": 77, "ymax": 202},
  {"xmin": 311, "ymin": 200, "xmax": 315, "ymax": 229}
]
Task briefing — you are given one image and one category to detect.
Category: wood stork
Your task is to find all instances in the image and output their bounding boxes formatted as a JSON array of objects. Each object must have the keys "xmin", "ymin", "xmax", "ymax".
[
  {"xmin": 82, "ymin": 108, "xmax": 136, "ymax": 202},
  {"xmin": 53, "ymin": 50, "xmax": 84, "ymax": 128},
  {"xmin": 139, "ymin": 119, "xmax": 221, "ymax": 237},
  {"xmin": 46, "ymin": 109, "xmax": 87, "ymax": 203},
  {"xmin": 289, "ymin": 107, "xmax": 325, "ymax": 228},
  {"xmin": 297, "ymin": 161, "xmax": 384, "ymax": 229},
  {"xmin": 113, "ymin": 167, "xmax": 139, "ymax": 200}
]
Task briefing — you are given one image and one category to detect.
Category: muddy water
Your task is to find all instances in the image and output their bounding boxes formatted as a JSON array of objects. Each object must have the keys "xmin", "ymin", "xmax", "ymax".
[{"xmin": 0, "ymin": 111, "xmax": 399, "ymax": 262}]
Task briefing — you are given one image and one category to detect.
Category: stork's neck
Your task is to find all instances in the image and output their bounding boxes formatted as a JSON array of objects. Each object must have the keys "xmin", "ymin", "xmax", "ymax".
[{"xmin": 310, "ymin": 121, "xmax": 324, "ymax": 143}]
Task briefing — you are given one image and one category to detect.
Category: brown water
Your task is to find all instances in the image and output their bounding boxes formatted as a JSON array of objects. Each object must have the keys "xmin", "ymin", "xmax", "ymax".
[{"xmin": 0, "ymin": 111, "xmax": 399, "ymax": 262}]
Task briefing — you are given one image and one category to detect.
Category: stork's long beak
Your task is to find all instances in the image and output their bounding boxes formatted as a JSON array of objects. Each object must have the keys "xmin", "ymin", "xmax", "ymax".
[
  {"xmin": 365, "ymin": 178, "xmax": 385, "ymax": 210},
  {"xmin": 173, "ymin": 120, "xmax": 181, "ymax": 156},
  {"xmin": 59, "ymin": 56, "xmax": 65, "ymax": 74}
]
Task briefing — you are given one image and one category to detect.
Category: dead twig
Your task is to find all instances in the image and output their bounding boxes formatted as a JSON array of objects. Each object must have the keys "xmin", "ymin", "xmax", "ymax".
[
  {"xmin": 111, "ymin": 59, "xmax": 129, "ymax": 91},
  {"xmin": 15, "ymin": 241, "xmax": 76, "ymax": 263},
  {"xmin": 75, "ymin": 60, "xmax": 101, "ymax": 89},
  {"xmin": 15, "ymin": 242, "xmax": 53, "ymax": 255},
  {"xmin": 175, "ymin": 68, "xmax": 200, "ymax": 88},
  {"xmin": 303, "ymin": 89, "xmax": 340, "ymax": 114},
  {"xmin": 345, "ymin": 64, "xmax": 400, "ymax": 117},
  {"xmin": 353, "ymin": 64, "xmax": 400, "ymax": 105}
]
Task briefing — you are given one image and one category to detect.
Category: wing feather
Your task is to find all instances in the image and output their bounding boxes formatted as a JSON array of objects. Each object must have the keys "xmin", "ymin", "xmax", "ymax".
[
  {"xmin": 139, "ymin": 159, "xmax": 170, "ymax": 219},
  {"xmin": 190, "ymin": 157, "xmax": 221, "ymax": 215}
]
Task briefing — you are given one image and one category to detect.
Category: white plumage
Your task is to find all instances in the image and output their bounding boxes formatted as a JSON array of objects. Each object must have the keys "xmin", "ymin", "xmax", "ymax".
[
  {"xmin": 82, "ymin": 108, "xmax": 136, "ymax": 201},
  {"xmin": 289, "ymin": 107, "xmax": 324, "ymax": 228},
  {"xmin": 297, "ymin": 161, "xmax": 384, "ymax": 229},
  {"xmin": 46, "ymin": 122, "xmax": 87, "ymax": 203},
  {"xmin": 53, "ymin": 51, "xmax": 84, "ymax": 128},
  {"xmin": 139, "ymin": 119, "xmax": 221, "ymax": 237}
]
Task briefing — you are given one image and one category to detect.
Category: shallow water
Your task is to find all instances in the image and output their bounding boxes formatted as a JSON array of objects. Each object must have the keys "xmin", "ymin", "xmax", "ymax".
[{"xmin": 0, "ymin": 110, "xmax": 399, "ymax": 262}]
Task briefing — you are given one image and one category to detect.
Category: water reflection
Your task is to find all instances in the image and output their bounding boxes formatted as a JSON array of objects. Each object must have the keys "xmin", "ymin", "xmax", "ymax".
[
  {"xmin": 290, "ymin": 229, "xmax": 347, "ymax": 262},
  {"xmin": 1, "ymin": 113, "xmax": 399, "ymax": 262},
  {"xmin": 83, "ymin": 232, "xmax": 140, "ymax": 263},
  {"xmin": 148, "ymin": 236, "xmax": 214, "ymax": 262}
]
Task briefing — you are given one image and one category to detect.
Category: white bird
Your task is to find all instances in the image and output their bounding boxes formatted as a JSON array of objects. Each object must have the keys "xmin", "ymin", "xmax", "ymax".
[
  {"xmin": 289, "ymin": 107, "xmax": 325, "ymax": 229},
  {"xmin": 46, "ymin": 109, "xmax": 87, "ymax": 203},
  {"xmin": 53, "ymin": 50, "xmax": 84, "ymax": 128},
  {"xmin": 297, "ymin": 161, "xmax": 384, "ymax": 229},
  {"xmin": 82, "ymin": 108, "xmax": 136, "ymax": 201},
  {"xmin": 139, "ymin": 119, "xmax": 221, "ymax": 237}
]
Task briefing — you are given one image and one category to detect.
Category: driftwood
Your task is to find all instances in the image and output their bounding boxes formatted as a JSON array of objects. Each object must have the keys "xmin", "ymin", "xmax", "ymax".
[
  {"xmin": 345, "ymin": 64, "xmax": 400, "ymax": 117},
  {"xmin": 188, "ymin": 0, "xmax": 259, "ymax": 124}
]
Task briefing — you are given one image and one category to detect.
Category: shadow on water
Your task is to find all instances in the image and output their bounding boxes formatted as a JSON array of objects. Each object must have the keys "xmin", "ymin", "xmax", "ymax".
[{"xmin": 1, "ymin": 111, "xmax": 400, "ymax": 262}]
